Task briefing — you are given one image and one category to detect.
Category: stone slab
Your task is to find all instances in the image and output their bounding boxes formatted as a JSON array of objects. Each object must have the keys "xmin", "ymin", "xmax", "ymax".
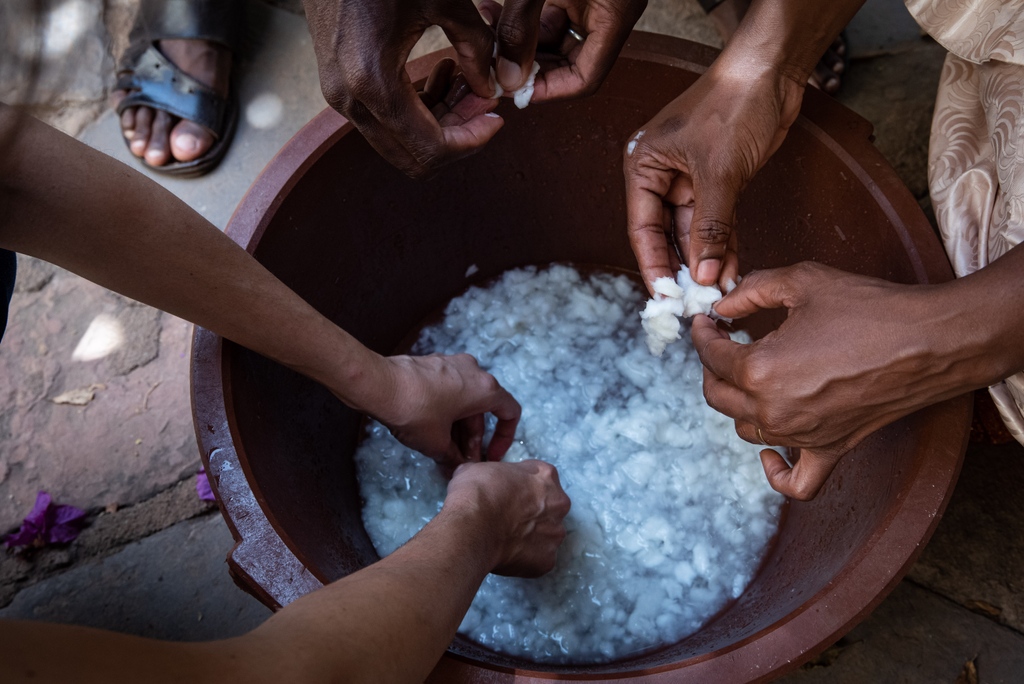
[
  {"xmin": 846, "ymin": 0, "xmax": 926, "ymax": 59},
  {"xmin": 779, "ymin": 581, "xmax": 1024, "ymax": 683},
  {"xmin": 0, "ymin": 513, "xmax": 271, "ymax": 640},
  {"xmin": 909, "ymin": 440, "xmax": 1024, "ymax": 634},
  {"xmin": 0, "ymin": 258, "xmax": 195, "ymax": 534}
]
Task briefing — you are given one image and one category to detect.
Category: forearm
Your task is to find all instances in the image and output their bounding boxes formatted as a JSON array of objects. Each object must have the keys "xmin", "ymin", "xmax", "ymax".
[
  {"xmin": 927, "ymin": 244, "xmax": 1024, "ymax": 392},
  {"xmin": 0, "ymin": 108, "xmax": 390, "ymax": 413},
  {"xmin": 235, "ymin": 501, "xmax": 497, "ymax": 684},
  {"xmin": 716, "ymin": 0, "xmax": 865, "ymax": 84}
]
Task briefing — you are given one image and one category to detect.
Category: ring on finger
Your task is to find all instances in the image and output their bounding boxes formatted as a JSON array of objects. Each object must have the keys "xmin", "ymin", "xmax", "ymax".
[
  {"xmin": 757, "ymin": 426, "xmax": 771, "ymax": 446},
  {"xmin": 567, "ymin": 26, "xmax": 586, "ymax": 43}
]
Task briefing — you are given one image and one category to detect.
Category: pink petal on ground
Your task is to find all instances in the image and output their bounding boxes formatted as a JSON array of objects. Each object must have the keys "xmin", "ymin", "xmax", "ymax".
[{"xmin": 196, "ymin": 468, "xmax": 216, "ymax": 502}]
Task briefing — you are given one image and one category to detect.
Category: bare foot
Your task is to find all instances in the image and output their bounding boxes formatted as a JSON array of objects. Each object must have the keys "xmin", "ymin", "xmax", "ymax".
[
  {"xmin": 113, "ymin": 39, "xmax": 231, "ymax": 168},
  {"xmin": 708, "ymin": 0, "xmax": 846, "ymax": 95}
]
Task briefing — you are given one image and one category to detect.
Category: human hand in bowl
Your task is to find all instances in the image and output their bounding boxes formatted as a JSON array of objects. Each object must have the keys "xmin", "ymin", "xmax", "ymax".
[
  {"xmin": 688, "ymin": 262, "xmax": 995, "ymax": 501},
  {"xmin": 478, "ymin": 0, "xmax": 647, "ymax": 100},
  {"xmin": 368, "ymin": 353, "xmax": 521, "ymax": 472},
  {"xmin": 445, "ymin": 459, "xmax": 571, "ymax": 577},
  {"xmin": 623, "ymin": 55, "xmax": 804, "ymax": 293},
  {"xmin": 303, "ymin": 0, "xmax": 503, "ymax": 177}
]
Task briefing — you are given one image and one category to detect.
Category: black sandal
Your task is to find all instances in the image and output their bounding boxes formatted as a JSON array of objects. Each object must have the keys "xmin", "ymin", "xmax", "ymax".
[{"xmin": 116, "ymin": 0, "xmax": 244, "ymax": 177}]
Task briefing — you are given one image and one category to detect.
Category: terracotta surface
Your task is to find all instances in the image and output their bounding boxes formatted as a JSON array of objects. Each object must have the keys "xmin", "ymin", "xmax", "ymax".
[{"xmin": 191, "ymin": 33, "xmax": 971, "ymax": 682}]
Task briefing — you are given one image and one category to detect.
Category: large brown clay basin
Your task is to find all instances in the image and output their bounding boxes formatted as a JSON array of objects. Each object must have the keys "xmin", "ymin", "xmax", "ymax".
[{"xmin": 191, "ymin": 33, "xmax": 970, "ymax": 682}]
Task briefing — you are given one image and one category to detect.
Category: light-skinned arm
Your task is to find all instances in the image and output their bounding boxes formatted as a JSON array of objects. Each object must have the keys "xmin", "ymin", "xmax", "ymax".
[
  {"xmin": 0, "ymin": 459, "xmax": 572, "ymax": 683},
  {"xmin": 0, "ymin": 106, "xmax": 518, "ymax": 466}
]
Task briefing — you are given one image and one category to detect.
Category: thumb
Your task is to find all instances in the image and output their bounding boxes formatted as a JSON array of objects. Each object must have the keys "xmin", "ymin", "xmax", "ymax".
[
  {"xmin": 759, "ymin": 447, "xmax": 841, "ymax": 501},
  {"xmin": 714, "ymin": 267, "xmax": 802, "ymax": 319},
  {"xmin": 688, "ymin": 172, "xmax": 740, "ymax": 285}
]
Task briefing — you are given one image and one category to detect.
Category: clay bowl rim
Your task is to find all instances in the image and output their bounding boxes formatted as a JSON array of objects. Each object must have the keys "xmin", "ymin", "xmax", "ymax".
[{"xmin": 191, "ymin": 32, "xmax": 971, "ymax": 682}]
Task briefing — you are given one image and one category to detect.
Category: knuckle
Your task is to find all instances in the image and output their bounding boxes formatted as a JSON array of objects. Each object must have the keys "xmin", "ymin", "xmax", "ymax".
[
  {"xmin": 496, "ymin": 20, "xmax": 530, "ymax": 50},
  {"xmin": 694, "ymin": 219, "xmax": 732, "ymax": 245}
]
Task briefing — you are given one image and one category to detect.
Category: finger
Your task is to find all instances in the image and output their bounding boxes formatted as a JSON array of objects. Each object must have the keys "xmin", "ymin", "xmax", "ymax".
[
  {"xmin": 713, "ymin": 267, "xmax": 799, "ymax": 320},
  {"xmin": 531, "ymin": 14, "xmax": 629, "ymax": 102},
  {"xmin": 456, "ymin": 413, "xmax": 485, "ymax": 462},
  {"xmin": 477, "ymin": 0, "xmax": 502, "ymax": 27},
  {"xmin": 129, "ymin": 106, "xmax": 153, "ymax": 157},
  {"xmin": 625, "ymin": 170, "xmax": 676, "ymax": 294},
  {"xmin": 439, "ymin": 3, "xmax": 499, "ymax": 98},
  {"xmin": 537, "ymin": 4, "xmax": 569, "ymax": 48},
  {"xmin": 760, "ymin": 447, "xmax": 840, "ymax": 501},
  {"xmin": 703, "ymin": 369, "xmax": 756, "ymax": 422},
  {"xmin": 144, "ymin": 109, "xmax": 173, "ymax": 166},
  {"xmin": 421, "ymin": 58, "xmax": 457, "ymax": 109},
  {"xmin": 485, "ymin": 387, "xmax": 521, "ymax": 460},
  {"xmin": 688, "ymin": 171, "xmax": 741, "ymax": 285},
  {"xmin": 720, "ymin": 230, "xmax": 740, "ymax": 291},
  {"xmin": 494, "ymin": 0, "xmax": 546, "ymax": 90},
  {"xmin": 691, "ymin": 314, "xmax": 748, "ymax": 385},
  {"xmin": 734, "ymin": 419, "xmax": 776, "ymax": 446}
]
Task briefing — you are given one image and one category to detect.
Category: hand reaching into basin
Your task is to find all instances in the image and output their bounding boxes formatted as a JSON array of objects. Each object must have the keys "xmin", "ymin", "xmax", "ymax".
[
  {"xmin": 623, "ymin": 0, "xmax": 864, "ymax": 291},
  {"xmin": 446, "ymin": 459, "xmax": 571, "ymax": 576},
  {"xmin": 367, "ymin": 353, "xmax": 522, "ymax": 471},
  {"xmin": 689, "ymin": 257, "xmax": 1024, "ymax": 500},
  {"xmin": 478, "ymin": 0, "xmax": 647, "ymax": 101},
  {"xmin": 303, "ymin": 0, "xmax": 503, "ymax": 177},
  {"xmin": 623, "ymin": 44, "xmax": 803, "ymax": 293}
]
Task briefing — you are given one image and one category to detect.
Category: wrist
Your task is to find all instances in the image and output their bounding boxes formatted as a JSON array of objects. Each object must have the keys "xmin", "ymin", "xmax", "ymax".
[
  {"xmin": 435, "ymin": 492, "xmax": 504, "ymax": 574},
  {"xmin": 304, "ymin": 325, "xmax": 394, "ymax": 416}
]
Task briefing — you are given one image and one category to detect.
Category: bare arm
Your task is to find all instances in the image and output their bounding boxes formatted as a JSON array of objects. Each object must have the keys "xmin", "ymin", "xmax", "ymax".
[
  {"xmin": 0, "ymin": 107, "xmax": 520, "ymax": 465},
  {"xmin": 1, "ymin": 460, "xmax": 572, "ymax": 684}
]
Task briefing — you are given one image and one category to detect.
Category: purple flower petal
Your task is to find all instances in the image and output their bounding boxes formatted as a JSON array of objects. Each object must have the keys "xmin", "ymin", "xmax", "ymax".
[
  {"xmin": 23, "ymin": 491, "xmax": 52, "ymax": 527},
  {"xmin": 196, "ymin": 468, "xmax": 216, "ymax": 502},
  {"xmin": 4, "ymin": 491, "xmax": 86, "ymax": 549}
]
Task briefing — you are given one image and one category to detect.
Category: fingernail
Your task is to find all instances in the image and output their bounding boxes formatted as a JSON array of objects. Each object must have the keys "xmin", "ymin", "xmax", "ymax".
[
  {"xmin": 697, "ymin": 259, "xmax": 720, "ymax": 285},
  {"xmin": 497, "ymin": 57, "xmax": 524, "ymax": 90},
  {"xmin": 485, "ymin": 112, "xmax": 501, "ymax": 118},
  {"xmin": 177, "ymin": 134, "xmax": 199, "ymax": 153},
  {"xmin": 488, "ymin": 67, "xmax": 497, "ymax": 96},
  {"xmin": 123, "ymin": 128, "xmax": 134, "ymax": 139}
]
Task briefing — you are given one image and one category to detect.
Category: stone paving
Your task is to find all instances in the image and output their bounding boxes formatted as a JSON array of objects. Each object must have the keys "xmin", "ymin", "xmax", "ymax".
[{"xmin": 1, "ymin": 0, "xmax": 1023, "ymax": 681}]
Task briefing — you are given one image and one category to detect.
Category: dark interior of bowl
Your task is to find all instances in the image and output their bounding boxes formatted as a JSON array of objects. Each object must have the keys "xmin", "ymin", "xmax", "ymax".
[{"xmin": 218, "ymin": 46, "xmax": 958, "ymax": 675}]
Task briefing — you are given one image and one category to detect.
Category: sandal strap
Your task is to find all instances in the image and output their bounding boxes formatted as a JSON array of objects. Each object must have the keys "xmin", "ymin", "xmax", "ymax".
[
  {"xmin": 116, "ymin": 45, "xmax": 227, "ymax": 135},
  {"xmin": 127, "ymin": 0, "xmax": 245, "ymax": 52}
]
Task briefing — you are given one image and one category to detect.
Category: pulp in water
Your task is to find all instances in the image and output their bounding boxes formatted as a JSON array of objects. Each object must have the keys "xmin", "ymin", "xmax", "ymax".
[{"xmin": 354, "ymin": 264, "xmax": 784, "ymax": 664}]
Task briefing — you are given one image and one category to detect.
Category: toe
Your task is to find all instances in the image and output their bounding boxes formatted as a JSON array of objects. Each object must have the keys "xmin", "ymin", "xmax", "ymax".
[
  {"xmin": 130, "ymin": 106, "xmax": 153, "ymax": 158},
  {"xmin": 810, "ymin": 64, "xmax": 841, "ymax": 94},
  {"xmin": 823, "ymin": 48, "xmax": 845, "ymax": 75},
  {"xmin": 120, "ymin": 106, "xmax": 136, "ymax": 139},
  {"xmin": 170, "ymin": 119, "xmax": 214, "ymax": 162},
  {"xmin": 144, "ymin": 109, "xmax": 174, "ymax": 167}
]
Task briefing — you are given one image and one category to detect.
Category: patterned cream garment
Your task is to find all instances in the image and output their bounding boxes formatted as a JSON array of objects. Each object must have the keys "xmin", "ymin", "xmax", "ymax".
[{"xmin": 906, "ymin": 0, "xmax": 1024, "ymax": 444}]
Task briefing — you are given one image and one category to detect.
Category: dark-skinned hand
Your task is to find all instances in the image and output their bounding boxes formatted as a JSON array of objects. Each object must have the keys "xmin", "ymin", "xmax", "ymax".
[
  {"xmin": 478, "ymin": 0, "xmax": 648, "ymax": 100},
  {"xmin": 690, "ymin": 262, "xmax": 989, "ymax": 501},
  {"xmin": 624, "ymin": 55, "xmax": 804, "ymax": 293},
  {"xmin": 303, "ymin": 0, "xmax": 504, "ymax": 177}
]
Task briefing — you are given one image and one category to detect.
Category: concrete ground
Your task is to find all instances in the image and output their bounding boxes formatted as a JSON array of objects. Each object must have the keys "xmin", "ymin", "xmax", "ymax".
[{"xmin": 1, "ymin": 0, "xmax": 1022, "ymax": 681}]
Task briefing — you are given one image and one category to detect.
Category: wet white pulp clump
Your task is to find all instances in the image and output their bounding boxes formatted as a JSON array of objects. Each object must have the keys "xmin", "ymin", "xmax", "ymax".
[
  {"xmin": 355, "ymin": 265, "xmax": 783, "ymax": 664},
  {"xmin": 640, "ymin": 269, "xmax": 732, "ymax": 357}
]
